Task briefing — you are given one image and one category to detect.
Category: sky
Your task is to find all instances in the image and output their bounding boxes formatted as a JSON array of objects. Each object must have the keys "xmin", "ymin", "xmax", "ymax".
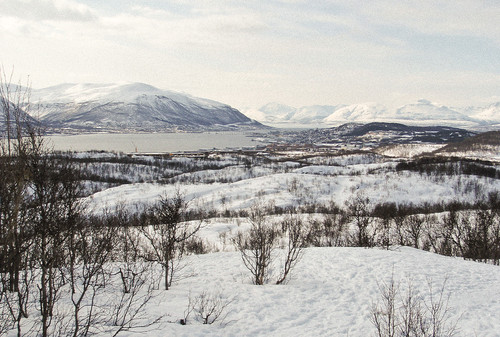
[{"xmin": 1, "ymin": 0, "xmax": 499, "ymax": 110}]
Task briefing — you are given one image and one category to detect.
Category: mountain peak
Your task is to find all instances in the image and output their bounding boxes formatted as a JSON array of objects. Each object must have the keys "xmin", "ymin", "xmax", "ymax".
[
  {"xmin": 258, "ymin": 102, "xmax": 297, "ymax": 121},
  {"xmin": 34, "ymin": 82, "xmax": 175, "ymax": 104},
  {"xmin": 250, "ymin": 99, "xmax": 500, "ymax": 128},
  {"xmin": 28, "ymin": 82, "xmax": 261, "ymax": 132}
]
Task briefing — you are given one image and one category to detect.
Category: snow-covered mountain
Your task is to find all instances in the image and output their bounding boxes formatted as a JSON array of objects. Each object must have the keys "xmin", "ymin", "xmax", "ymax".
[
  {"xmin": 29, "ymin": 83, "xmax": 261, "ymax": 132},
  {"xmin": 246, "ymin": 103, "xmax": 345, "ymax": 124},
  {"xmin": 257, "ymin": 102, "xmax": 297, "ymax": 122},
  {"xmin": 246, "ymin": 99, "xmax": 500, "ymax": 129},
  {"xmin": 323, "ymin": 103, "xmax": 386, "ymax": 123},
  {"xmin": 293, "ymin": 105, "xmax": 343, "ymax": 123},
  {"xmin": 0, "ymin": 100, "xmax": 39, "ymax": 133},
  {"xmin": 467, "ymin": 102, "xmax": 500, "ymax": 122},
  {"xmin": 393, "ymin": 99, "xmax": 474, "ymax": 122}
]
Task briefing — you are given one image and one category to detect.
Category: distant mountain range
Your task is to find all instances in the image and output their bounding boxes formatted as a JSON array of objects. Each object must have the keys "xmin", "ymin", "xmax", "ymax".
[
  {"xmin": 3, "ymin": 82, "xmax": 499, "ymax": 133},
  {"xmin": 26, "ymin": 83, "xmax": 262, "ymax": 133},
  {"xmin": 243, "ymin": 100, "xmax": 500, "ymax": 130}
]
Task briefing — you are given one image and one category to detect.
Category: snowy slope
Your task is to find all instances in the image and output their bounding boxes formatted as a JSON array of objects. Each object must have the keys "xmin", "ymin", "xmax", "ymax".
[
  {"xmin": 34, "ymin": 151, "xmax": 500, "ymax": 336},
  {"xmin": 87, "ymin": 162, "xmax": 500, "ymax": 215},
  {"xmin": 6, "ymin": 244, "xmax": 499, "ymax": 336},
  {"xmin": 394, "ymin": 99, "xmax": 475, "ymax": 122},
  {"xmin": 469, "ymin": 102, "xmax": 500, "ymax": 122},
  {"xmin": 153, "ymin": 246, "xmax": 500, "ymax": 337},
  {"xmin": 253, "ymin": 102, "xmax": 297, "ymax": 122},
  {"xmin": 33, "ymin": 83, "xmax": 224, "ymax": 108},
  {"xmin": 292, "ymin": 105, "xmax": 343, "ymax": 123},
  {"xmin": 0, "ymin": 102, "xmax": 38, "ymax": 131},
  {"xmin": 30, "ymin": 83, "xmax": 260, "ymax": 132},
  {"xmin": 323, "ymin": 103, "xmax": 386, "ymax": 123}
]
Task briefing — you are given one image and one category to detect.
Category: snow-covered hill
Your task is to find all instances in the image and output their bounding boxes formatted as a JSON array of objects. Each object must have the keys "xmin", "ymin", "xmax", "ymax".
[
  {"xmin": 143, "ymin": 246, "xmax": 500, "ymax": 336},
  {"xmin": 30, "ymin": 83, "xmax": 262, "ymax": 132},
  {"xmin": 246, "ymin": 103, "xmax": 347, "ymax": 124},
  {"xmin": 256, "ymin": 102, "xmax": 297, "ymax": 122},
  {"xmin": 83, "ymin": 150, "xmax": 499, "ymax": 336},
  {"xmin": 323, "ymin": 103, "xmax": 386, "ymax": 123},
  {"xmin": 394, "ymin": 99, "xmax": 475, "ymax": 122},
  {"xmin": 246, "ymin": 100, "xmax": 500, "ymax": 129},
  {"xmin": 468, "ymin": 102, "xmax": 500, "ymax": 122}
]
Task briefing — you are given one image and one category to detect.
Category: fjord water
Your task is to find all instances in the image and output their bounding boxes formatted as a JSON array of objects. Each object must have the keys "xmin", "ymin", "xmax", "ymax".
[{"xmin": 47, "ymin": 132, "xmax": 263, "ymax": 153}]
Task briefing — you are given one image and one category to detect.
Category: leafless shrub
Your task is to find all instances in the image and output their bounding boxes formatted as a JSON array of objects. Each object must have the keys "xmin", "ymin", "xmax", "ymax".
[
  {"xmin": 64, "ymin": 216, "xmax": 116, "ymax": 337},
  {"xmin": 372, "ymin": 273, "xmax": 460, "ymax": 337},
  {"xmin": 233, "ymin": 205, "xmax": 277, "ymax": 285},
  {"xmin": 394, "ymin": 214, "xmax": 408, "ymax": 246},
  {"xmin": 421, "ymin": 280, "xmax": 459, "ymax": 337},
  {"xmin": 184, "ymin": 237, "xmax": 210, "ymax": 255},
  {"xmin": 1, "ymin": 254, "xmax": 35, "ymax": 336},
  {"xmin": 428, "ymin": 209, "xmax": 458, "ymax": 257},
  {"xmin": 180, "ymin": 291, "xmax": 194, "ymax": 325},
  {"xmin": 371, "ymin": 271, "xmax": 399, "ymax": 337},
  {"xmin": 403, "ymin": 214, "xmax": 426, "ymax": 250},
  {"xmin": 194, "ymin": 291, "xmax": 232, "ymax": 325},
  {"xmin": 306, "ymin": 210, "xmax": 347, "ymax": 247},
  {"xmin": 345, "ymin": 193, "xmax": 374, "ymax": 247},
  {"xmin": 105, "ymin": 274, "xmax": 163, "ymax": 337},
  {"xmin": 184, "ymin": 290, "xmax": 233, "ymax": 325},
  {"xmin": 233, "ymin": 201, "xmax": 307, "ymax": 286},
  {"xmin": 0, "ymin": 68, "xmax": 38, "ymax": 336},
  {"xmin": 276, "ymin": 214, "xmax": 306, "ymax": 285},
  {"xmin": 141, "ymin": 191, "xmax": 201, "ymax": 290}
]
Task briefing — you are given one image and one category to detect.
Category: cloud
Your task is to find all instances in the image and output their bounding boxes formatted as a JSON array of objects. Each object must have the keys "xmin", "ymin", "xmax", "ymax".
[
  {"xmin": 92, "ymin": 4, "xmax": 269, "ymax": 54},
  {"xmin": 1, "ymin": 0, "xmax": 499, "ymax": 109},
  {"xmin": 357, "ymin": 0, "xmax": 500, "ymax": 45},
  {"xmin": 0, "ymin": 0, "xmax": 96, "ymax": 22}
]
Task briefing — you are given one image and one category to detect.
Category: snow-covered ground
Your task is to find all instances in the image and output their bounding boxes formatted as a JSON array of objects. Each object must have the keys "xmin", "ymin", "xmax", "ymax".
[
  {"xmin": 79, "ymin": 150, "xmax": 500, "ymax": 336},
  {"xmin": 124, "ymin": 246, "xmax": 500, "ymax": 337},
  {"xmin": 10, "ymin": 247, "xmax": 495, "ymax": 336},
  {"xmin": 438, "ymin": 145, "xmax": 500, "ymax": 162},
  {"xmin": 374, "ymin": 144, "xmax": 446, "ymax": 158},
  {"xmin": 3, "ymin": 149, "xmax": 500, "ymax": 336},
  {"xmin": 88, "ymin": 166, "xmax": 499, "ymax": 214}
]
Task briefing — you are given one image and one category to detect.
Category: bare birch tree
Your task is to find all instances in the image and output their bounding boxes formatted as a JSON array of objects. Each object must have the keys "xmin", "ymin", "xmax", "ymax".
[{"xmin": 141, "ymin": 192, "xmax": 200, "ymax": 290}]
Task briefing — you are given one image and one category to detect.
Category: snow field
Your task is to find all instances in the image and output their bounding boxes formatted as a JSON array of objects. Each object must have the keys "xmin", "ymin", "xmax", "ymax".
[
  {"xmin": 78, "ymin": 151, "xmax": 500, "ymax": 336},
  {"xmin": 123, "ymin": 246, "xmax": 500, "ymax": 337},
  {"xmin": 87, "ymin": 168, "xmax": 500, "ymax": 215}
]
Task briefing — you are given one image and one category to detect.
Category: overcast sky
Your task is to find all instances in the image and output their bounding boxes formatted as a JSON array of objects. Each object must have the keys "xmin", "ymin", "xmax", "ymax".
[{"xmin": 1, "ymin": 0, "xmax": 499, "ymax": 110}]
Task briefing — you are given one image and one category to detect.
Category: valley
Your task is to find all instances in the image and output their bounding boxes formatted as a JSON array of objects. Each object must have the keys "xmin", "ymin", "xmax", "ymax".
[
  {"xmin": 2, "ymin": 0, "xmax": 500, "ymax": 334},
  {"xmin": 51, "ymin": 136, "xmax": 500, "ymax": 336},
  {"xmin": 2, "ymin": 80, "xmax": 500, "ymax": 337}
]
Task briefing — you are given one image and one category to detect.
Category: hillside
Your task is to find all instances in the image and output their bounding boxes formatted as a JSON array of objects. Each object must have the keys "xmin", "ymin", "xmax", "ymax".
[
  {"xmin": 80, "ymin": 149, "xmax": 500, "ymax": 336},
  {"xmin": 434, "ymin": 131, "xmax": 500, "ymax": 161},
  {"xmin": 438, "ymin": 131, "xmax": 500, "ymax": 151},
  {"xmin": 273, "ymin": 122, "xmax": 477, "ymax": 148},
  {"xmin": 139, "ymin": 246, "xmax": 500, "ymax": 336},
  {"xmin": 29, "ymin": 83, "xmax": 262, "ymax": 133},
  {"xmin": 0, "ymin": 101, "xmax": 40, "ymax": 134},
  {"xmin": 3, "ymin": 143, "xmax": 499, "ymax": 336}
]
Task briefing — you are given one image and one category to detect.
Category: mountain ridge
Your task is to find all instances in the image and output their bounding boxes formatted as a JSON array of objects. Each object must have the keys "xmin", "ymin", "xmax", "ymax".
[
  {"xmin": 244, "ymin": 100, "xmax": 500, "ymax": 129},
  {"xmin": 5, "ymin": 82, "xmax": 500, "ymax": 132},
  {"xmin": 28, "ymin": 82, "xmax": 263, "ymax": 133}
]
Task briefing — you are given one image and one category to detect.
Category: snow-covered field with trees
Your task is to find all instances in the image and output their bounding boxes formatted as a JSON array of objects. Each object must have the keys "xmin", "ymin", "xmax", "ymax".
[
  {"xmin": 80, "ymin": 150, "xmax": 500, "ymax": 336},
  {"xmin": 86, "ymin": 151, "xmax": 500, "ymax": 213},
  {"xmin": 129, "ymin": 246, "xmax": 500, "ymax": 337},
  {"xmin": 2, "ymin": 146, "xmax": 500, "ymax": 337}
]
